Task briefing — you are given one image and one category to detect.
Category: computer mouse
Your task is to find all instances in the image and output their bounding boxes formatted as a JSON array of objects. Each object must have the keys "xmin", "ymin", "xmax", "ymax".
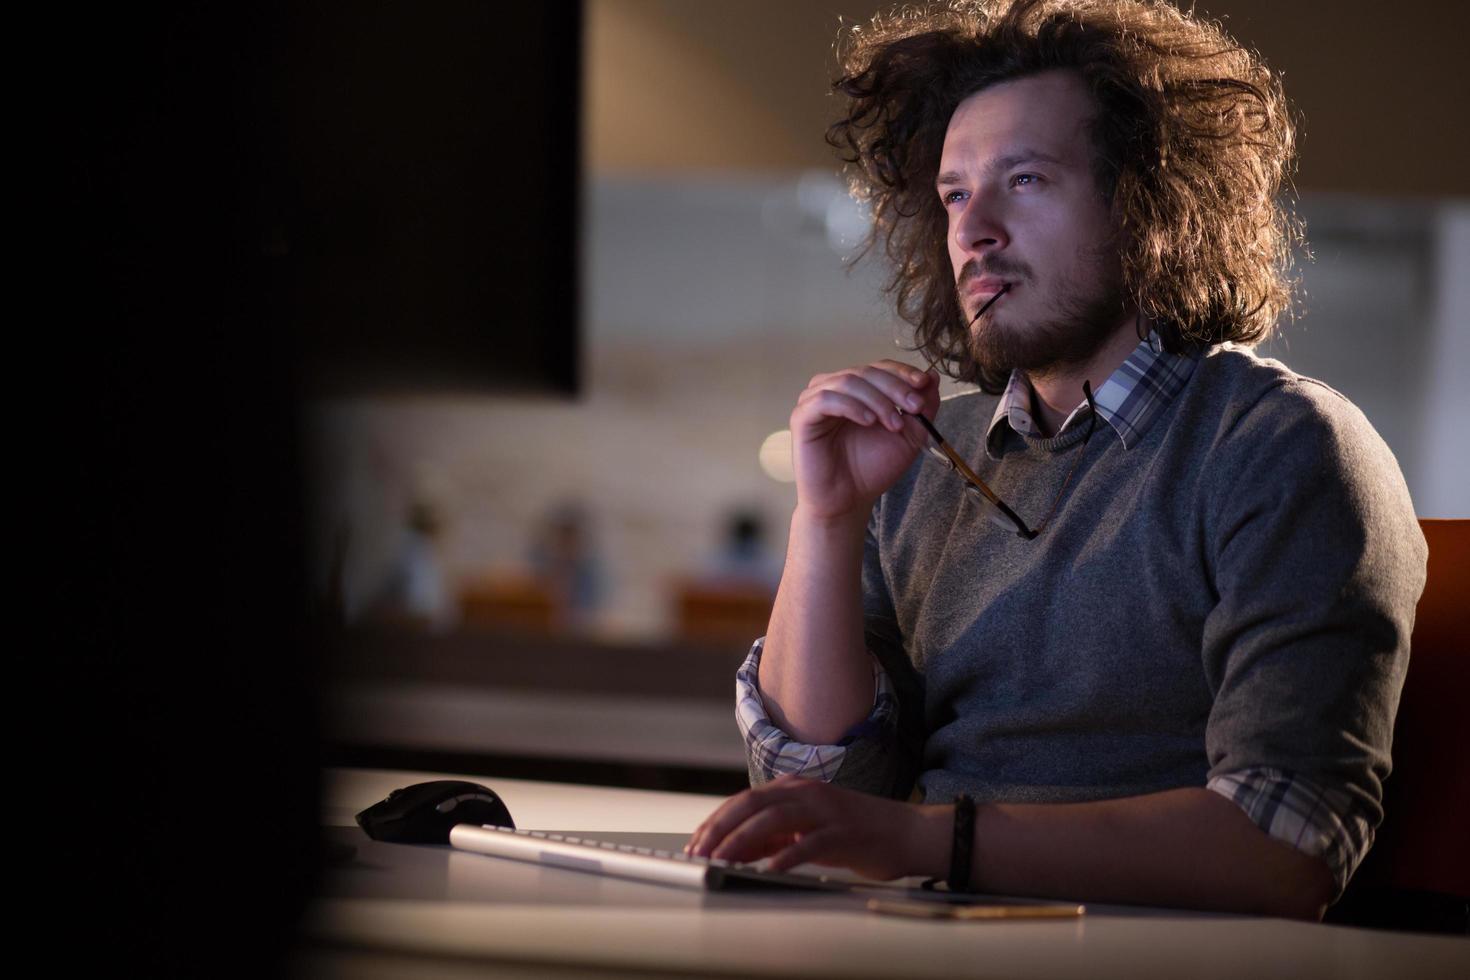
[{"xmin": 355, "ymin": 780, "xmax": 515, "ymax": 844}]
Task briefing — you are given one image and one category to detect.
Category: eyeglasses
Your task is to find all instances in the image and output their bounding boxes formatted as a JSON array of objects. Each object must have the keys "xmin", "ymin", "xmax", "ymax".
[{"xmin": 906, "ymin": 381, "xmax": 1097, "ymax": 540}]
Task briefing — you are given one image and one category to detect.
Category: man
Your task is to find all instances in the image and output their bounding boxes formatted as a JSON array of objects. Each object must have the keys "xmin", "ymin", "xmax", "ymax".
[{"xmin": 686, "ymin": 0, "xmax": 1426, "ymax": 919}]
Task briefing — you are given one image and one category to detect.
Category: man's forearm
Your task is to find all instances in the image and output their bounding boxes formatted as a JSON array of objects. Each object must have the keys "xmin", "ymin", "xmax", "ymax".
[
  {"xmin": 911, "ymin": 788, "xmax": 1335, "ymax": 919},
  {"xmin": 758, "ymin": 506, "xmax": 874, "ymax": 745}
]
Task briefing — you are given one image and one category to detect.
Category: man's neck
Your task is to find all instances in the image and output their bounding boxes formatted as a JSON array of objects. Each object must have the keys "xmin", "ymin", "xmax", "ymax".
[{"xmin": 1024, "ymin": 314, "xmax": 1141, "ymax": 437}]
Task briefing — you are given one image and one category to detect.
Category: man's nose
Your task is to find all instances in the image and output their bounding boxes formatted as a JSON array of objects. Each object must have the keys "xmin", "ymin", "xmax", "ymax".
[{"xmin": 954, "ymin": 192, "xmax": 1008, "ymax": 256}]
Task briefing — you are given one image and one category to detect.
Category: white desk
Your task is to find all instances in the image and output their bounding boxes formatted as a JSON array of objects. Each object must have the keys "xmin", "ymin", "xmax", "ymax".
[{"xmin": 301, "ymin": 768, "xmax": 1469, "ymax": 979}]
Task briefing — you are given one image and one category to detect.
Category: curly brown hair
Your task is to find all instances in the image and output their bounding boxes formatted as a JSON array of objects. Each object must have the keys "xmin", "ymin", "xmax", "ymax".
[{"xmin": 829, "ymin": 0, "xmax": 1301, "ymax": 391}]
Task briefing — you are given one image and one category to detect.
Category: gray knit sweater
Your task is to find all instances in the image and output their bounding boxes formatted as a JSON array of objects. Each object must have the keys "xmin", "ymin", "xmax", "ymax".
[{"xmin": 821, "ymin": 344, "xmax": 1426, "ymax": 837}]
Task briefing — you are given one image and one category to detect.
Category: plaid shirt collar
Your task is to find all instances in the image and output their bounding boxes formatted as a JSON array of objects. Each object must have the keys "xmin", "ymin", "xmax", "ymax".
[{"xmin": 985, "ymin": 334, "xmax": 1197, "ymax": 460}]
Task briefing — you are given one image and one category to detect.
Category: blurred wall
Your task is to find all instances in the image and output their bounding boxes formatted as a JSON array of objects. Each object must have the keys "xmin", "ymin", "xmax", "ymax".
[{"xmin": 586, "ymin": 0, "xmax": 1469, "ymax": 196}]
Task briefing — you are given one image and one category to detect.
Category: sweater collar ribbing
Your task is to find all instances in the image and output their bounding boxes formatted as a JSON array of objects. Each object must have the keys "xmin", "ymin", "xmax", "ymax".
[{"xmin": 984, "ymin": 334, "xmax": 1198, "ymax": 461}]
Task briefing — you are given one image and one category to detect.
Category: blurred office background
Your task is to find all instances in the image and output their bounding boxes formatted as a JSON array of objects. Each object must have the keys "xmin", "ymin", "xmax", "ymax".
[{"xmin": 307, "ymin": 0, "xmax": 1469, "ymax": 790}]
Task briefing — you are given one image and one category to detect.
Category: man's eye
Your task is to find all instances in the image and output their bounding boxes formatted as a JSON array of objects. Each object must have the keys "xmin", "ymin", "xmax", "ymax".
[
  {"xmin": 1011, "ymin": 173, "xmax": 1040, "ymax": 188},
  {"xmin": 941, "ymin": 190, "xmax": 967, "ymax": 205}
]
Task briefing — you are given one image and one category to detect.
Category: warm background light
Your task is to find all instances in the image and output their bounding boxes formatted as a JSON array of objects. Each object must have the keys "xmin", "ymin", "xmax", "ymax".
[{"xmin": 759, "ymin": 430, "xmax": 796, "ymax": 483}]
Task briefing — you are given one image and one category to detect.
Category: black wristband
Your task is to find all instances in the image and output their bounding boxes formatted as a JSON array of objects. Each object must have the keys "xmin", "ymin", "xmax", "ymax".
[{"xmin": 947, "ymin": 793, "xmax": 976, "ymax": 892}]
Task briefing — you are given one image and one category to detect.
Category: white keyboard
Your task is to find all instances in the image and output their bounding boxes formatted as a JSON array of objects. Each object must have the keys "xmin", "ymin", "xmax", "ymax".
[{"xmin": 449, "ymin": 824, "xmax": 853, "ymax": 892}]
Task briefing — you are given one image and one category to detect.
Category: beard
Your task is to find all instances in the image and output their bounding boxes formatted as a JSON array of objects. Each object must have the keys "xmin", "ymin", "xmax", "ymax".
[{"xmin": 961, "ymin": 249, "xmax": 1129, "ymax": 379}]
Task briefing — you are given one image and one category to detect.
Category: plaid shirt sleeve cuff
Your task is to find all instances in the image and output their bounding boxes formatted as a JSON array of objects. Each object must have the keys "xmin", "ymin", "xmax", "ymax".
[
  {"xmin": 1207, "ymin": 767, "xmax": 1375, "ymax": 898},
  {"xmin": 735, "ymin": 637, "xmax": 898, "ymax": 784}
]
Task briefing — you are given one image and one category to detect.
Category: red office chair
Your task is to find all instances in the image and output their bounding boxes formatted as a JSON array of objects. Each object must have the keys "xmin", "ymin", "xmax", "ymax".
[{"xmin": 1329, "ymin": 519, "xmax": 1469, "ymax": 933}]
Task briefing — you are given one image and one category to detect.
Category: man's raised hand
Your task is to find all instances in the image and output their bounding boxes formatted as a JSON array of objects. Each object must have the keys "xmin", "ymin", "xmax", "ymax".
[{"xmin": 789, "ymin": 361, "xmax": 940, "ymax": 525}]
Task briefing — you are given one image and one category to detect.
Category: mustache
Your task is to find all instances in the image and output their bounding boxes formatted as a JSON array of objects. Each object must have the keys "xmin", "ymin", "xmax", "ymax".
[{"xmin": 958, "ymin": 257, "xmax": 1031, "ymax": 287}]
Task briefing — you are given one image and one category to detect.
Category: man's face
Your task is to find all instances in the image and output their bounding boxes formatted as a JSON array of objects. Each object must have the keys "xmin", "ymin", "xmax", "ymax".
[{"xmin": 938, "ymin": 70, "xmax": 1128, "ymax": 375}]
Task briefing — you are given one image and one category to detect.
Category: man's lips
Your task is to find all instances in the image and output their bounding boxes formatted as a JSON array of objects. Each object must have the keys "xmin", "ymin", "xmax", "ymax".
[
  {"xmin": 963, "ymin": 278, "xmax": 1011, "ymax": 299},
  {"xmin": 966, "ymin": 281, "xmax": 1011, "ymax": 323}
]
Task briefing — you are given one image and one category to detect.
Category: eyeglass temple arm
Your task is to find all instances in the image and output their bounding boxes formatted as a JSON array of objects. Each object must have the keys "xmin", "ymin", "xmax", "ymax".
[
  {"xmin": 905, "ymin": 380, "xmax": 1095, "ymax": 542},
  {"xmin": 906, "ymin": 410, "xmax": 1039, "ymax": 541},
  {"xmin": 909, "ymin": 412, "xmax": 1009, "ymax": 510}
]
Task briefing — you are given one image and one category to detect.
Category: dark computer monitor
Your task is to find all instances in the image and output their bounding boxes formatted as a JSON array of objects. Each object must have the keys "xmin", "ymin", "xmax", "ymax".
[
  {"xmin": 262, "ymin": 0, "xmax": 583, "ymax": 396},
  {"xmin": 54, "ymin": 3, "xmax": 585, "ymax": 969}
]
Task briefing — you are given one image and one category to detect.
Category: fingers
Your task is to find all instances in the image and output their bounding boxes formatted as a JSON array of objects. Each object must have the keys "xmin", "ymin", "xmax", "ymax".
[
  {"xmin": 795, "ymin": 362, "xmax": 933, "ymax": 435},
  {"xmin": 873, "ymin": 358, "xmax": 933, "ymax": 389},
  {"xmin": 793, "ymin": 388, "xmax": 882, "ymax": 432},
  {"xmin": 708, "ymin": 801, "xmax": 809, "ymax": 863},
  {"xmin": 685, "ymin": 775, "xmax": 809, "ymax": 858},
  {"xmin": 686, "ymin": 786, "xmax": 770, "ymax": 858},
  {"xmin": 688, "ymin": 782, "xmax": 829, "ymax": 867},
  {"xmin": 916, "ymin": 366, "xmax": 943, "ymax": 415},
  {"xmin": 767, "ymin": 826, "xmax": 844, "ymax": 873},
  {"xmin": 685, "ymin": 778, "xmax": 924, "ymax": 881}
]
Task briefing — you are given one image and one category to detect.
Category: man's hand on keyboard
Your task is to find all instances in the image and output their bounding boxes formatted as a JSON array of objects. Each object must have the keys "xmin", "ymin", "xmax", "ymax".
[{"xmin": 685, "ymin": 774, "xmax": 948, "ymax": 881}]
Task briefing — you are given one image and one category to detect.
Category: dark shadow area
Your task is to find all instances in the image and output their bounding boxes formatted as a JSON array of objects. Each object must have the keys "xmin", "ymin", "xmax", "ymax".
[
  {"xmin": 48, "ymin": 2, "xmax": 582, "ymax": 972},
  {"xmin": 51, "ymin": 5, "xmax": 319, "ymax": 973}
]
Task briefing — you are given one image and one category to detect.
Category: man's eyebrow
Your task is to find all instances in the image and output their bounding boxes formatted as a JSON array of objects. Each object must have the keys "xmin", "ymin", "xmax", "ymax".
[
  {"xmin": 935, "ymin": 149, "xmax": 1068, "ymax": 188},
  {"xmin": 993, "ymin": 149, "xmax": 1065, "ymax": 171}
]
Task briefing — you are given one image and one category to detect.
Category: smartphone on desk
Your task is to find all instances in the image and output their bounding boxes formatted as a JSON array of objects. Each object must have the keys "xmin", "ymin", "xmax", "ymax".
[{"xmin": 867, "ymin": 897, "xmax": 1085, "ymax": 920}]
